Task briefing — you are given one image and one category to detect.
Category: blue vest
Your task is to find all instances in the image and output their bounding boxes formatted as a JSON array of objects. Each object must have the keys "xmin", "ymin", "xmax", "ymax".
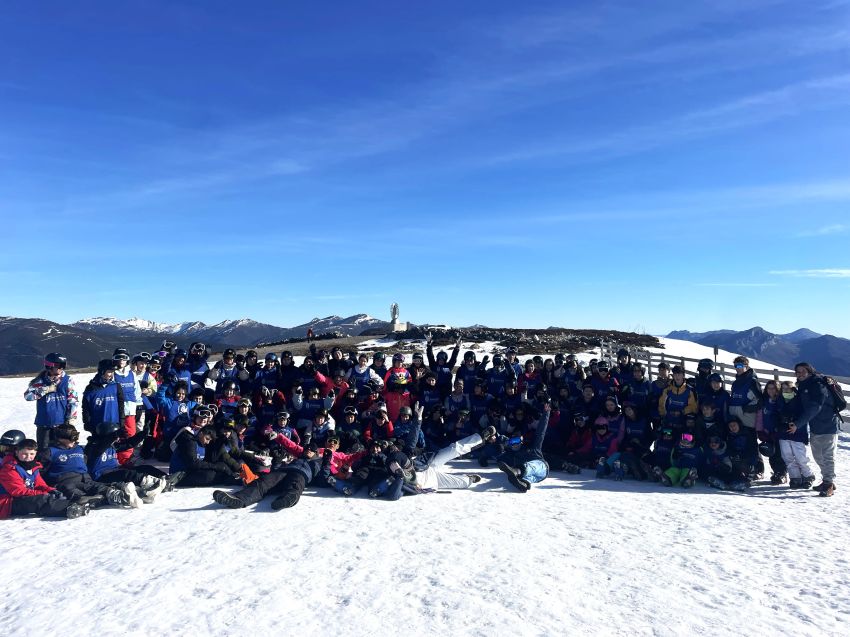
[
  {"xmin": 485, "ymin": 367, "xmax": 510, "ymax": 397},
  {"xmin": 419, "ymin": 387, "xmax": 442, "ymax": 411},
  {"xmin": 115, "ymin": 368, "xmax": 137, "ymax": 403},
  {"xmin": 85, "ymin": 382, "xmax": 121, "ymax": 425},
  {"xmin": 169, "ymin": 435, "xmax": 206, "ymax": 472},
  {"xmin": 46, "ymin": 445, "xmax": 88, "ymax": 478},
  {"xmin": 35, "ymin": 374, "xmax": 70, "ymax": 428},
  {"xmin": 0, "ymin": 463, "xmax": 38, "ymax": 494},
  {"xmin": 348, "ymin": 367, "xmax": 372, "ymax": 393},
  {"xmin": 665, "ymin": 385, "xmax": 692, "ymax": 414},
  {"xmin": 214, "ymin": 365, "xmax": 239, "ymax": 392},
  {"xmin": 91, "ymin": 445, "xmax": 119, "ymax": 479}
]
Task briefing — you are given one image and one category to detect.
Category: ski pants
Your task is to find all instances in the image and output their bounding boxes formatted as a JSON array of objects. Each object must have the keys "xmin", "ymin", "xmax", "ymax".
[
  {"xmin": 664, "ymin": 466, "xmax": 693, "ymax": 486},
  {"xmin": 779, "ymin": 440, "xmax": 814, "ymax": 480},
  {"xmin": 416, "ymin": 432, "xmax": 481, "ymax": 490},
  {"xmin": 173, "ymin": 469, "xmax": 235, "ymax": 488},
  {"xmin": 36, "ymin": 426, "xmax": 53, "ymax": 451},
  {"xmin": 97, "ymin": 465, "xmax": 167, "ymax": 487},
  {"xmin": 809, "ymin": 434, "xmax": 837, "ymax": 483},
  {"xmin": 117, "ymin": 415, "xmax": 137, "ymax": 465},
  {"xmin": 233, "ymin": 470, "xmax": 307, "ymax": 509},
  {"xmin": 50, "ymin": 472, "xmax": 113, "ymax": 499},
  {"xmin": 10, "ymin": 494, "xmax": 72, "ymax": 517}
]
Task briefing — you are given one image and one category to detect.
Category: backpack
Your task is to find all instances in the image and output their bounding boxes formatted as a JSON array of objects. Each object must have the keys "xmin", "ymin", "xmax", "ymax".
[{"xmin": 819, "ymin": 374, "xmax": 847, "ymax": 416}]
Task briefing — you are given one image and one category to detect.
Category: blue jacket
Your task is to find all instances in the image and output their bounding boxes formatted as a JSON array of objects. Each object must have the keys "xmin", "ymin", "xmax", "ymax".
[{"xmin": 797, "ymin": 375, "xmax": 841, "ymax": 436}]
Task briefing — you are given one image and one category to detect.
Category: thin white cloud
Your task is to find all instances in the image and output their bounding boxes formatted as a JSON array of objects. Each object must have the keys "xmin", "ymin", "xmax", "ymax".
[
  {"xmin": 487, "ymin": 73, "xmax": 850, "ymax": 165},
  {"xmin": 770, "ymin": 269, "xmax": 850, "ymax": 278},
  {"xmin": 696, "ymin": 283, "xmax": 779, "ymax": 287},
  {"xmin": 797, "ymin": 223, "xmax": 849, "ymax": 237}
]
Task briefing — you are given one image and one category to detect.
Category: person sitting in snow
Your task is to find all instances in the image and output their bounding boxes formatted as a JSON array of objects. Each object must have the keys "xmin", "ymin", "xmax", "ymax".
[
  {"xmin": 0, "ymin": 438, "xmax": 90, "ymax": 520},
  {"xmin": 496, "ymin": 403, "xmax": 552, "ymax": 492},
  {"xmin": 656, "ymin": 432, "xmax": 704, "ymax": 488}
]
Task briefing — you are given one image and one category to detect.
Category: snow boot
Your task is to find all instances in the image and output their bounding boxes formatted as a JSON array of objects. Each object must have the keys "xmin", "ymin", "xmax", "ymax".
[
  {"xmin": 122, "ymin": 482, "xmax": 142, "ymax": 508},
  {"xmin": 105, "ymin": 487, "xmax": 129, "ymax": 507},
  {"xmin": 595, "ymin": 458, "xmax": 608, "ymax": 479},
  {"xmin": 212, "ymin": 490, "xmax": 245, "ymax": 509},
  {"xmin": 65, "ymin": 502, "xmax": 90, "ymax": 519},
  {"xmin": 729, "ymin": 479, "xmax": 750, "ymax": 492},
  {"xmin": 612, "ymin": 460, "xmax": 625, "ymax": 482},
  {"xmin": 466, "ymin": 474, "xmax": 482, "ymax": 484},
  {"xmin": 788, "ymin": 478, "xmax": 802, "ymax": 489},
  {"xmin": 271, "ymin": 492, "xmax": 300, "ymax": 510},
  {"xmin": 479, "ymin": 426, "xmax": 496, "ymax": 441},
  {"xmin": 681, "ymin": 468, "xmax": 698, "ymax": 489},
  {"xmin": 498, "ymin": 462, "xmax": 529, "ymax": 492},
  {"xmin": 562, "ymin": 462, "xmax": 581, "ymax": 474},
  {"xmin": 819, "ymin": 483, "xmax": 835, "ymax": 497},
  {"xmin": 76, "ymin": 494, "xmax": 106, "ymax": 507},
  {"xmin": 654, "ymin": 467, "xmax": 672, "ymax": 487},
  {"xmin": 140, "ymin": 476, "xmax": 167, "ymax": 503},
  {"xmin": 800, "ymin": 475, "xmax": 816, "ymax": 490},
  {"xmin": 812, "ymin": 480, "xmax": 827, "ymax": 492},
  {"xmin": 770, "ymin": 473, "xmax": 788, "ymax": 485},
  {"xmin": 707, "ymin": 476, "xmax": 727, "ymax": 490},
  {"xmin": 651, "ymin": 466, "xmax": 664, "ymax": 482}
]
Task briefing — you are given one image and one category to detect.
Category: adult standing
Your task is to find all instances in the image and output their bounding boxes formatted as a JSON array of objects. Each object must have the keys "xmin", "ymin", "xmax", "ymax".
[
  {"xmin": 728, "ymin": 355, "xmax": 764, "ymax": 475},
  {"xmin": 24, "ymin": 353, "xmax": 79, "ymax": 450},
  {"xmin": 793, "ymin": 362, "xmax": 840, "ymax": 497}
]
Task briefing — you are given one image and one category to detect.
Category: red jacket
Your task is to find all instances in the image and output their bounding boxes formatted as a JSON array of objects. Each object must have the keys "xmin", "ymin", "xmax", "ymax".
[{"xmin": 0, "ymin": 454, "xmax": 55, "ymax": 519}]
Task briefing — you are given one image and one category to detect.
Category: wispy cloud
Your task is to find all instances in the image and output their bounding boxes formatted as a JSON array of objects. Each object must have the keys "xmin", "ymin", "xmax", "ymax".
[
  {"xmin": 797, "ymin": 223, "xmax": 849, "ymax": 237},
  {"xmin": 770, "ymin": 269, "xmax": 850, "ymax": 278},
  {"xmin": 486, "ymin": 73, "xmax": 850, "ymax": 165},
  {"xmin": 696, "ymin": 282, "xmax": 779, "ymax": 287}
]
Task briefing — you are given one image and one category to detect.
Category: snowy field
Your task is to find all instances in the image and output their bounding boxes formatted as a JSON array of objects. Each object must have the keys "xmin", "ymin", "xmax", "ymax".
[{"xmin": 1, "ymin": 340, "xmax": 848, "ymax": 636}]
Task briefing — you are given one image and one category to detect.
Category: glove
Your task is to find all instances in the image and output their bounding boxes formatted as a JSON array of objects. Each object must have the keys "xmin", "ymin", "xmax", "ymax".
[
  {"xmin": 44, "ymin": 384, "xmax": 57, "ymax": 394},
  {"xmin": 481, "ymin": 356, "xmax": 490, "ymax": 365},
  {"xmin": 266, "ymin": 429, "xmax": 278, "ymax": 441}
]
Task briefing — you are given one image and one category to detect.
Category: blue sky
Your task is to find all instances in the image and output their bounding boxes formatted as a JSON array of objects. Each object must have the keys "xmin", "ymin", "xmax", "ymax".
[{"xmin": 2, "ymin": 0, "xmax": 850, "ymax": 337}]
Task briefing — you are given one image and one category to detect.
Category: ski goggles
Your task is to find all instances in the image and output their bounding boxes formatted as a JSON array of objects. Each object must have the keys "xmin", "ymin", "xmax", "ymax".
[
  {"xmin": 137, "ymin": 352, "xmax": 152, "ymax": 361},
  {"xmin": 194, "ymin": 408, "xmax": 213, "ymax": 419},
  {"xmin": 44, "ymin": 361, "xmax": 63, "ymax": 369},
  {"xmin": 113, "ymin": 353, "xmax": 130, "ymax": 362},
  {"xmin": 507, "ymin": 436, "xmax": 523, "ymax": 447},
  {"xmin": 191, "ymin": 343, "xmax": 206, "ymax": 352},
  {"xmin": 681, "ymin": 433, "xmax": 694, "ymax": 443}
]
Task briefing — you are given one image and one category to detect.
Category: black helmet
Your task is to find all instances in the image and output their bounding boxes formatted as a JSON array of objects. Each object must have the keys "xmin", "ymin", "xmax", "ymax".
[
  {"xmin": 436, "ymin": 350, "xmax": 448, "ymax": 362},
  {"xmin": 97, "ymin": 359, "xmax": 117, "ymax": 373},
  {"xmin": 492, "ymin": 354, "xmax": 504, "ymax": 366},
  {"xmin": 174, "ymin": 348, "xmax": 188, "ymax": 359},
  {"xmin": 222, "ymin": 379, "xmax": 238, "ymax": 392},
  {"xmin": 44, "ymin": 353, "xmax": 67, "ymax": 369},
  {"xmin": 95, "ymin": 422, "xmax": 122, "ymax": 436},
  {"xmin": 223, "ymin": 348, "xmax": 236, "ymax": 358},
  {"xmin": 616, "ymin": 348, "xmax": 630, "ymax": 359},
  {"xmin": 464, "ymin": 351, "xmax": 476, "ymax": 362},
  {"xmin": 265, "ymin": 353, "xmax": 279, "ymax": 362},
  {"xmin": 0, "ymin": 429, "xmax": 26, "ymax": 447},
  {"xmin": 367, "ymin": 379, "xmax": 383, "ymax": 393},
  {"xmin": 246, "ymin": 350, "xmax": 258, "ymax": 358},
  {"xmin": 398, "ymin": 406, "xmax": 413, "ymax": 418},
  {"xmin": 698, "ymin": 358, "xmax": 713, "ymax": 371},
  {"xmin": 373, "ymin": 351, "xmax": 386, "ymax": 361}
]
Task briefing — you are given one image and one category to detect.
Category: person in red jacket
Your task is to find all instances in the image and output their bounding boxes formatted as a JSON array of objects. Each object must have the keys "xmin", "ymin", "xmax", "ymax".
[{"xmin": 0, "ymin": 439, "xmax": 89, "ymax": 519}]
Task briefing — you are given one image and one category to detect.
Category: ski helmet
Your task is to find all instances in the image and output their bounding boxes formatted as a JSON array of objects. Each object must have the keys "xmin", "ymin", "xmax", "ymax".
[
  {"xmin": 44, "ymin": 353, "xmax": 67, "ymax": 369},
  {"xmin": 174, "ymin": 348, "xmax": 188, "ymax": 359},
  {"xmin": 698, "ymin": 358, "xmax": 713, "ymax": 371},
  {"xmin": 95, "ymin": 422, "xmax": 122, "ymax": 436},
  {"xmin": 0, "ymin": 429, "xmax": 25, "ymax": 448},
  {"xmin": 97, "ymin": 359, "xmax": 117, "ymax": 373},
  {"xmin": 398, "ymin": 406, "xmax": 413, "ymax": 418}
]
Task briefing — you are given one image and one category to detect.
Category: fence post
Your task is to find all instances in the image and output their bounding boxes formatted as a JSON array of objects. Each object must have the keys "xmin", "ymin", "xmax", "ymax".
[
  {"xmin": 713, "ymin": 346, "xmax": 718, "ymax": 364},
  {"xmin": 773, "ymin": 368, "xmax": 779, "ymax": 381},
  {"xmin": 647, "ymin": 351, "xmax": 654, "ymax": 381}
]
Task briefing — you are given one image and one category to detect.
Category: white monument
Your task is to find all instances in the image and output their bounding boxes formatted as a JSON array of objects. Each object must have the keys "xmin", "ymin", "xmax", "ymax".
[{"xmin": 389, "ymin": 302, "xmax": 409, "ymax": 332}]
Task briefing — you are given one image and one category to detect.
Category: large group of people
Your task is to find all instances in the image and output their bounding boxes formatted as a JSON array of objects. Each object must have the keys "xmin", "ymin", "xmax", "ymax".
[{"xmin": 1, "ymin": 334, "xmax": 842, "ymax": 520}]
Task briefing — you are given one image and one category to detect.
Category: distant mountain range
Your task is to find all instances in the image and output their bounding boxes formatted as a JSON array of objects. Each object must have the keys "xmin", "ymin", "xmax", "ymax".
[
  {"xmin": 0, "ymin": 314, "xmax": 387, "ymax": 375},
  {"xmin": 666, "ymin": 327, "xmax": 850, "ymax": 377}
]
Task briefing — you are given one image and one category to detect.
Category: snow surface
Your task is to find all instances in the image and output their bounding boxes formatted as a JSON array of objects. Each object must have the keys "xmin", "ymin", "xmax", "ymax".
[{"xmin": 1, "ymin": 343, "xmax": 849, "ymax": 636}]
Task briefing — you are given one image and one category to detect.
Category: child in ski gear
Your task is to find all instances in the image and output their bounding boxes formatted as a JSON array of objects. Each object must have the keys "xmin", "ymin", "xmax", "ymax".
[
  {"xmin": 496, "ymin": 403, "xmax": 552, "ymax": 492},
  {"xmin": 757, "ymin": 380, "xmax": 788, "ymax": 485},
  {"xmin": 1, "ymin": 439, "xmax": 90, "ymax": 520},
  {"xmin": 659, "ymin": 433, "xmax": 704, "ymax": 488},
  {"xmin": 24, "ymin": 352, "xmax": 79, "ymax": 450},
  {"xmin": 776, "ymin": 381, "xmax": 816, "ymax": 489}
]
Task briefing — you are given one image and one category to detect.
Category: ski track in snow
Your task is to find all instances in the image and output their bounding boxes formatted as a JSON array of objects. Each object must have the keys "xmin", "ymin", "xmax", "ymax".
[{"xmin": 1, "ymin": 348, "xmax": 849, "ymax": 635}]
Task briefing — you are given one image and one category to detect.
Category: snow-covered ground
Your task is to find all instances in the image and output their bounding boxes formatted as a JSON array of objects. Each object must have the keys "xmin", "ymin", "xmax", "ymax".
[{"xmin": 1, "ymin": 343, "xmax": 849, "ymax": 636}]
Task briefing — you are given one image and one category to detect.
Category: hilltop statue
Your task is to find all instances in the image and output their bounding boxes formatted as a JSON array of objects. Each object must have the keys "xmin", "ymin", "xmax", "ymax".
[{"xmin": 390, "ymin": 302, "xmax": 399, "ymax": 323}]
